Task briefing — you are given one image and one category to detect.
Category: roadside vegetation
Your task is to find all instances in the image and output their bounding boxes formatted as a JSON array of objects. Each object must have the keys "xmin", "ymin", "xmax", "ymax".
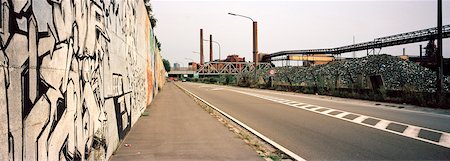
[{"xmin": 188, "ymin": 55, "xmax": 450, "ymax": 109}]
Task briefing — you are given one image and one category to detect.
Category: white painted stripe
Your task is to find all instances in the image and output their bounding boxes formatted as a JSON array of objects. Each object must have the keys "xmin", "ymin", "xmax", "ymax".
[
  {"xmin": 175, "ymin": 83, "xmax": 307, "ymax": 161},
  {"xmin": 374, "ymin": 120, "xmax": 391, "ymax": 129},
  {"xmin": 296, "ymin": 105, "xmax": 312, "ymax": 109},
  {"xmin": 319, "ymin": 109, "xmax": 333, "ymax": 114},
  {"xmin": 353, "ymin": 115, "xmax": 369, "ymax": 123},
  {"xmin": 335, "ymin": 112, "xmax": 351, "ymax": 118},
  {"xmin": 403, "ymin": 126, "xmax": 421, "ymax": 137},
  {"xmin": 306, "ymin": 106, "xmax": 321, "ymax": 110},
  {"xmin": 226, "ymin": 88, "xmax": 450, "ymax": 149},
  {"xmin": 439, "ymin": 133, "xmax": 450, "ymax": 148}
]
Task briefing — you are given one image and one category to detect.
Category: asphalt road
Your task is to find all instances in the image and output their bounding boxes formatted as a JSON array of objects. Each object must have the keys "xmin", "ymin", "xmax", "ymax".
[{"xmin": 178, "ymin": 82, "xmax": 450, "ymax": 160}]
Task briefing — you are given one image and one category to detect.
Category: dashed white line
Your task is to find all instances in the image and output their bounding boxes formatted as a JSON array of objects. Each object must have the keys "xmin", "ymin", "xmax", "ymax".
[
  {"xmin": 227, "ymin": 88, "xmax": 450, "ymax": 149},
  {"xmin": 440, "ymin": 133, "xmax": 450, "ymax": 146},
  {"xmin": 403, "ymin": 126, "xmax": 421, "ymax": 137},
  {"xmin": 335, "ymin": 112, "xmax": 351, "ymax": 118},
  {"xmin": 374, "ymin": 120, "xmax": 391, "ymax": 129},
  {"xmin": 353, "ymin": 115, "xmax": 369, "ymax": 123}
]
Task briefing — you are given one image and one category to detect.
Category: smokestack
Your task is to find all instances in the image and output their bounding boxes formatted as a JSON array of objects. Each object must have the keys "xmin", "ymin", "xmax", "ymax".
[
  {"xmin": 200, "ymin": 29, "xmax": 204, "ymax": 65},
  {"xmin": 210, "ymin": 34, "xmax": 213, "ymax": 62}
]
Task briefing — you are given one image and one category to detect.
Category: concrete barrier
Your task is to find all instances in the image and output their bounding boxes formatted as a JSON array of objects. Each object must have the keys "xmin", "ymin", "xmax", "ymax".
[{"xmin": 0, "ymin": 0, "xmax": 165, "ymax": 160}]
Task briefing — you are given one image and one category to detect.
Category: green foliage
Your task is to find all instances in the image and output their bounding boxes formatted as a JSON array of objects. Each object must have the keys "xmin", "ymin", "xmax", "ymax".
[
  {"xmin": 163, "ymin": 59, "xmax": 171, "ymax": 72},
  {"xmin": 150, "ymin": 15, "xmax": 157, "ymax": 29},
  {"xmin": 217, "ymin": 75, "xmax": 236, "ymax": 85},
  {"xmin": 155, "ymin": 36, "xmax": 162, "ymax": 51},
  {"xmin": 208, "ymin": 77, "xmax": 218, "ymax": 83}
]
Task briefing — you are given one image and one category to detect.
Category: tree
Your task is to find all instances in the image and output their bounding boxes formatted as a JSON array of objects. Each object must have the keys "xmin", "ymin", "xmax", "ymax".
[
  {"xmin": 163, "ymin": 59, "xmax": 171, "ymax": 72},
  {"xmin": 150, "ymin": 15, "xmax": 157, "ymax": 29},
  {"xmin": 155, "ymin": 36, "xmax": 162, "ymax": 51}
]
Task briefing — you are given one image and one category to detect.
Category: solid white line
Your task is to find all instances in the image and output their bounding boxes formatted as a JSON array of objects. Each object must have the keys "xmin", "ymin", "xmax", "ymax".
[
  {"xmin": 176, "ymin": 83, "xmax": 307, "ymax": 161},
  {"xmin": 225, "ymin": 88, "xmax": 450, "ymax": 149}
]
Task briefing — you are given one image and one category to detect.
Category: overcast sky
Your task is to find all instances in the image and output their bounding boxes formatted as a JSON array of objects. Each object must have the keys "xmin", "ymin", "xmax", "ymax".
[{"xmin": 152, "ymin": 0, "xmax": 450, "ymax": 67}]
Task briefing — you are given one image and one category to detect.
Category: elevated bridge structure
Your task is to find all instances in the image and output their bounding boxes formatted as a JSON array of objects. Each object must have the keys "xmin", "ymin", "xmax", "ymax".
[
  {"xmin": 168, "ymin": 62, "xmax": 273, "ymax": 76},
  {"xmin": 265, "ymin": 24, "xmax": 450, "ymax": 61}
]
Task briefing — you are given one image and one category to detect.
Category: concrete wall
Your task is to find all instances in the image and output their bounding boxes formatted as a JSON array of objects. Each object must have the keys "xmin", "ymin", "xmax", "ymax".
[{"xmin": 0, "ymin": 0, "xmax": 165, "ymax": 160}]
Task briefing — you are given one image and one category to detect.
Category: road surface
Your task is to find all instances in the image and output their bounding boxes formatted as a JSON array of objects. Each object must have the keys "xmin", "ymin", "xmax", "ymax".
[{"xmin": 178, "ymin": 82, "xmax": 450, "ymax": 160}]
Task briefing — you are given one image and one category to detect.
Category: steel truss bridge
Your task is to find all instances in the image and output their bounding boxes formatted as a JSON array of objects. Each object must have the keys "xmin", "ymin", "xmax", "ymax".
[
  {"xmin": 197, "ymin": 62, "xmax": 272, "ymax": 75},
  {"xmin": 168, "ymin": 62, "xmax": 273, "ymax": 76},
  {"xmin": 265, "ymin": 25, "xmax": 450, "ymax": 60}
]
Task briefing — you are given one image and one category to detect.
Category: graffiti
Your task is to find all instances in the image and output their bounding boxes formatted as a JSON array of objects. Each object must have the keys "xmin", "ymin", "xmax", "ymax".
[{"xmin": 0, "ymin": 0, "xmax": 162, "ymax": 160}]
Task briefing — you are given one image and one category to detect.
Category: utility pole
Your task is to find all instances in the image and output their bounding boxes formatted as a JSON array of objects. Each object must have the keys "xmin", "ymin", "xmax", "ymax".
[{"xmin": 437, "ymin": 0, "xmax": 443, "ymax": 94}]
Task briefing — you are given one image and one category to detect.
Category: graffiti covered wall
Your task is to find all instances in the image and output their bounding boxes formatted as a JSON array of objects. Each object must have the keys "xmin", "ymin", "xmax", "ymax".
[{"xmin": 0, "ymin": 0, "xmax": 164, "ymax": 160}]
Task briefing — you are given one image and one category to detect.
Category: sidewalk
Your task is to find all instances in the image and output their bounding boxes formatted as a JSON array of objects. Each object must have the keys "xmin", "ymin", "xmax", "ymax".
[{"xmin": 110, "ymin": 82, "xmax": 261, "ymax": 161}]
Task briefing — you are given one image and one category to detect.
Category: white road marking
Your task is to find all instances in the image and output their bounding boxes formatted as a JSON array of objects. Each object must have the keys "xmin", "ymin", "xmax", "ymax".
[
  {"xmin": 305, "ymin": 106, "xmax": 321, "ymax": 110},
  {"xmin": 296, "ymin": 105, "xmax": 312, "ymax": 109},
  {"xmin": 176, "ymin": 83, "xmax": 307, "ymax": 161},
  {"xmin": 353, "ymin": 115, "xmax": 369, "ymax": 123},
  {"xmin": 403, "ymin": 126, "xmax": 421, "ymax": 137},
  {"xmin": 334, "ymin": 112, "xmax": 351, "ymax": 118},
  {"xmin": 374, "ymin": 120, "xmax": 391, "ymax": 129},
  {"xmin": 439, "ymin": 133, "xmax": 450, "ymax": 147},
  {"xmin": 226, "ymin": 88, "xmax": 450, "ymax": 149}
]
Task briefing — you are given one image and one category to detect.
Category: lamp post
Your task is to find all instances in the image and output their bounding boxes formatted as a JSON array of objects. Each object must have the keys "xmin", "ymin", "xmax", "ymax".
[
  {"xmin": 203, "ymin": 39, "xmax": 222, "ymax": 61},
  {"xmin": 437, "ymin": 0, "xmax": 443, "ymax": 94},
  {"xmin": 228, "ymin": 12, "xmax": 258, "ymax": 82}
]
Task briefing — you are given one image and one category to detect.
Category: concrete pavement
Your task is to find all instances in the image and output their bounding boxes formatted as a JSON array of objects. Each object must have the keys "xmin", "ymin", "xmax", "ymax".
[{"xmin": 110, "ymin": 82, "xmax": 261, "ymax": 161}]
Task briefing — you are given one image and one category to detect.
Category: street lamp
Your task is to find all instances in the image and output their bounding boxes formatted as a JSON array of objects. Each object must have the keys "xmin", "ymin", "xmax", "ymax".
[
  {"xmin": 203, "ymin": 39, "xmax": 222, "ymax": 61},
  {"xmin": 228, "ymin": 12, "xmax": 258, "ymax": 66},
  {"xmin": 228, "ymin": 12, "xmax": 259, "ymax": 82}
]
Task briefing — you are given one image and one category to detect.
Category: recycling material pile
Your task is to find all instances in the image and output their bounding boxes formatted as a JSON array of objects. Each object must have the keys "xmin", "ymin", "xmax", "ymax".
[{"xmin": 271, "ymin": 54, "xmax": 449, "ymax": 92}]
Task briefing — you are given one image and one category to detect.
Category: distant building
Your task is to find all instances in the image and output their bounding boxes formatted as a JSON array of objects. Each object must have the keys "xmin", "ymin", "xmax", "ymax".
[
  {"xmin": 188, "ymin": 62, "xmax": 198, "ymax": 70},
  {"xmin": 173, "ymin": 63, "xmax": 180, "ymax": 70},
  {"xmin": 224, "ymin": 54, "xmax": 245, "ymax": 62}
]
